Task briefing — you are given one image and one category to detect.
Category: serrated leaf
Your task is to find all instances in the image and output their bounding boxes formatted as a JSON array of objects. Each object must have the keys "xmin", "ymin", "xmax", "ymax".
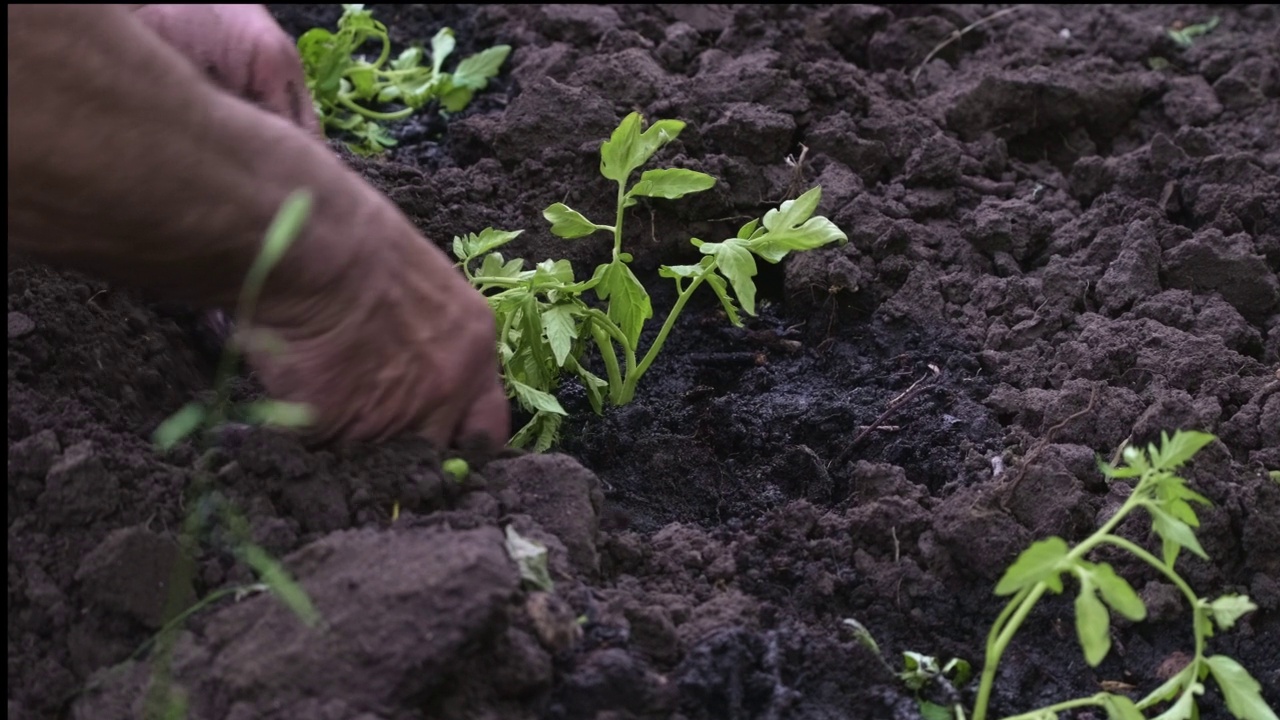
[
  {"xmin": 544, "ymin": 203, "xmax": 606, "ymax": 239},
  {"xmin": 460, "ymin": 228, "xmax": 524, "ymax": 259},
  {"xmin": 1150, "ymin": 505, "xmax": 1209, "ymax": 566},
  {"xmin": 995, "ymin": 537, "xmax": 1070, "ymax": 596},
  {"xmin": 1075, "ymin": 577, "xmax": 1113, "ymax": 666},
  {"xmin": 1205, "ymin": 655, "xmax": 1278, "ymax": 720},
  {"xmin": 478, "ymin": 251, "xmax": 523, "ymax": 280},
  {"xmin": 452, "ymin": 45, "xmax": 512, "ymax": 89},
  {"xmin": 600, "ymin": 113, "xmax": 685, "ymax": 183},
  {"xmin": 430, "ymin": 27, "xmax": 456, "ymax": 75},
  {"xmin": 627, "ymin": 168, "xmax": 716, "ymax": 201},
  {"xmin": 737, "ymin": 218, "xmax": 762, "ymax": 240},
  {"xmin": 703, "ymin": 271, "xmax": 742, "ymax": 327},
  {"xmin": 541, "ymin": 305, "xmax": 579, "ymax": 366},
  {"xmin": 1103, "ymin": 694, "xmax": 1144, "ymax": 720},
  {"xmin": 532, "ymin": 259, "xmax": 575, "ymax": 285},
  {"xmin": 1091, "ymin": 563, "xmax": 1147, "ymax": 621},
  {"xmin": 763, "ymin": 186, "xmax": 823, "ymax": 232},
  {"xmin": 703, "ymin": 239, "xmax": 758, "ymax": 315},
  {"xmin": 1154, "ymin": 431, "xmax": 1216, "ymax": 470},
  {"xmin": 595, "ymin": 261, "xmax": 651, "ymax": 350},
  {"xmin": 153, "ymin": 402, "xmax": 207, "ymax": 450},
  {"xmin": 1207, "ymin": 595, "xmax": 1257, "ymax": 631},
  {"xmin": 243, "ymin": 400, "xmax": 315, "ymax": 429},
  {"xmin": 510, "ymin": 379, "xmax": 566, "ymax": 415},
  {"xmin": 748, "ymin": 188, "xmax": 847, "ymax": 263}
]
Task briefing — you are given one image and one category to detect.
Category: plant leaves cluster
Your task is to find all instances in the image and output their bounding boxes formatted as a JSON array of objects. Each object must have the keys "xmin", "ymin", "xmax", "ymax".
[
  {"xmin": 452, "ymin": 112, "xmax": 847, "ymax": 450},
  {"xmin": 971, "ymin": 430, "xmax": 1276, "ymax": 720},
  {"xmin": 297, "ymin": 4, "xmax": 510, "ymax": 155}
]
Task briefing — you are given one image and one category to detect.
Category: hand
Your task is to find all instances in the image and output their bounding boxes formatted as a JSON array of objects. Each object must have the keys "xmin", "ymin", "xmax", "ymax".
[
  {"xmin": 133, "ymin": 4, "xmax": 320, "ymax": 135},
  {"xmin": 245, "ymin": 205, "xmax": 512, "ymax": 448}
]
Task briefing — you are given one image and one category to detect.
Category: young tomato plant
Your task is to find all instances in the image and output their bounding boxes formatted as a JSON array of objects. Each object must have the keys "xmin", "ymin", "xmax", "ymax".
[
  {"xmin": 973, "ymin": 430, "xmax": 1276, "ymax": 720},
  {"xmin": 297, "ymin": 4, "xmax": 510, "ymax": 155},
  {"xmin": 453, "ymin": 112, "xmax": 848, "ymax": 450}
]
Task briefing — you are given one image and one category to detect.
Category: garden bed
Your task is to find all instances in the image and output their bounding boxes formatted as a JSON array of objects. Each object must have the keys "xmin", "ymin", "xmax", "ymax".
[{"xmin": 7, "ymin": 4, "xmax": 1278, "ymax": 720}]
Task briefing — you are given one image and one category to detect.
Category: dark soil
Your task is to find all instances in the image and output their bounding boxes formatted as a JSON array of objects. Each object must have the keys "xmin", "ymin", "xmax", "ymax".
[{"xmin": 9, "ymin": 4, "xmax": 1280, "ymax": 720}]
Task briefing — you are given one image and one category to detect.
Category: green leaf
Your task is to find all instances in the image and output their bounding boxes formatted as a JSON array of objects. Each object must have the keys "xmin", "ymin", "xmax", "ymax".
[
  {"xmin": 1153, "ymin": 430, "xmax": 1215, "ymax": 470},
  {"xmin": 541, "ymin": 304, "xmax": 579, "ymax": 366},
  {"xmin": 1074, "ymin": 576, "xmax": 1113, "ymax": 666},
  {"xmin": 510, "ymin": 379, "xmax": 566, "ymax": 415},
  {"xmin": 391, "ymin": 45, "xmax": 424, "ymax": 71},
  {"xmin": 153, "ymin": 402, "xmax": 208, "ymax": 450},
  {"xmin": 245, "ymin": 190, "xmax": 312, "ymax": 294},
  {"xmin": 532, "ymin": 258, "xmax": 575, "ymax": 285},
  {"xmin": 943, "ymin": 657, "xmax": 972, "ymax": 686},
  {"xmin": 1207, "ymin": 595, "xmax": 1257, "ymax": 631},
  {"xmin": 430, "ymin": 27, "xmax": 456, "ymax": 75},
  {"xmin": 595, "ymin": 261, "xmax": 652, "ymax": 350},
  {"xmin": 1091, "ymin": 562, "xmax": 1147, "ymax": 621},
  {"xmin": 452, "ymin": 45, "xmax": 512, "ymax": 89},
  {"xmin": 1205, "ymin": 655, "xmax": 1278, "ymax": 720},
  {"xmin": 703, "ymin": 239, "xmax": 759, "ymax": 315},
  {"xmin": 703, "ymin": 270, "xmax": 742, "ymax": 327},
  {"xmin": 1102, "ymin": 694, "xmax": 1145, "ymax": 720},
  {"xmin": 763, "ymin": 186, "xmax": 822, "ymax": 232},
  {"xmin": 238, "ymin": 543, "xmax": 322, "ymax": 627},
  {"xmin": 600, "ymin": 113, "xmax": 686, "ymax": 183},
  {"xmin": 737, "ymin": 218, "xmax": 762, "ymax": 240},
  {"xmin": 627, "ymin": 168, "xmax": 716, "ymax": 201},
  {"xmin": 1151, "ymin": 681, "xmax": 1203, "ymax": 720},
  {"xmin": 918, "ymin": 701, "xmax": 956, "ymax": 720},
  {"xmin": 995, "ymin": 537, "xmax": 1070, "ymax": 595},
  {"xmin": 439, "ymin": 85, "xmax": 474, "ymax": 113},
  {"xmin": 748, "ymin": 188, "xmax": 847, "ymax": 263},
  {"xmin": 1150, "ymin": 505, "xmax": 1209, "ymax": 566},
  {"xmin": 242, "ymin": 400, "xmax": 315, "ymax": 429},
  {"xmin": 544, "ymin": 203, "xmax": 607, "ymax": 239},
  {"xmin": 459, "ymin": 228, "xmax": 524, "ymax": 259}
]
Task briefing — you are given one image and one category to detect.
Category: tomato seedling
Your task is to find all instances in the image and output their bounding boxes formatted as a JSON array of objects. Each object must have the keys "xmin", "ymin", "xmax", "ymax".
[
  {"xmin": 298, "ymin": 4, "xmax": 510, "ymax": 155},
  {"xmin": 453, "ymin": 112, "xmax": 848, "ymax": 450}
]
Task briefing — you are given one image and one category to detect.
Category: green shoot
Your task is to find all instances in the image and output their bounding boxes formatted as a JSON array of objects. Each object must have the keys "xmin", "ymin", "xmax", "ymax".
[
  {"xmin": 297, "ymin": 4, "xmax": 511, "ymax": 155},
  {"xmin": 442, "ymin": 457, "xmax": 470, "ymax": 482},
  {"xmin": 841, "ymin": 618, "xmax": 971, "ymax": 720},
  {"xmin": 972, "ymin": 430, "xmax": 1276, "ymax": 720},
  {"xmin": 1168, "ymin": 17, "xmax": 1220, "ymax": 48},
  {"xmin": 453, "ymin": 112, "xmax": 847, "ymax": 450},
  {"xmin": 153, "ymin": 191, "xmax": 316, "ymax": 450},
  {"xmin": 144, "ymin": 193, "xmax": 324, "ymax": 719}
]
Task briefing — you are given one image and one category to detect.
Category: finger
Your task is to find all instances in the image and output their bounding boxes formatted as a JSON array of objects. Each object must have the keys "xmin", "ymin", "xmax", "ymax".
[{"xmin": 454, "ymin": 379, "xmax": 512, "ymax": 450}]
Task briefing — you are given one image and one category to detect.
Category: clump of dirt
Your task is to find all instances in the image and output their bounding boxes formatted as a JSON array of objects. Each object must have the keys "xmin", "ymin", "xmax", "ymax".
[{"xmin": 9, "ymin": 5, "xmax": 1279, "ymax": 720}]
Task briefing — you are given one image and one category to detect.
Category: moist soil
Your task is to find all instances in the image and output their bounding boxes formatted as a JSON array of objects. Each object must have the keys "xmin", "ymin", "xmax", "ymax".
[{"xmin": 8, "ymin": 5, "xmax": 1280, "ymax": 720}]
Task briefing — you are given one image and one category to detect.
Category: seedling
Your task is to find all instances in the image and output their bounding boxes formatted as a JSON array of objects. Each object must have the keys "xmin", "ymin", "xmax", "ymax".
[
  {"xmin": 842, "ymin": 618, "xmax": 971, "ymax": 720},
  {"xmin": 297, "ymin": 4, "xmax": 511, "ymax": 155},
  {"xmin": 453, "ymin": 112, "xmax": 848, "ymax": 449},
  {"xmin": 1167, "ymin": 17, "xmax": 1220, "ymax": 48},
  {"xmin": 973, "ymin": 430, "xmax": 1275, "ymax": 720},
  {"xmin": 144, "ymin": 192, "xmax": 323, "ymax": 719}
]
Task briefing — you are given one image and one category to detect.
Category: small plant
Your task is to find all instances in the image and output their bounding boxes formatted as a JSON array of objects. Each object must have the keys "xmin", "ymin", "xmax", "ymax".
[
  {"xmin": 842, "ymin": 618, "xmax": 971, "ymax": 720},
  {"xmin": 297, "ymin": 4, "xmax": 511, "ymax": 155},
  {"xmin": 1167, "ymin": 16, "xmax": 1220, "ymax": 49},
  {"xmin": 452, "ymin": 112, "xmax": 848, "ymax": 449},
  {"xmin": 144, "ymin": 192, "xmax": 323, "ymax": 719},
  {"xmin": 973, "ymin": 430, "xmax": 1276, "ymax": 720}
]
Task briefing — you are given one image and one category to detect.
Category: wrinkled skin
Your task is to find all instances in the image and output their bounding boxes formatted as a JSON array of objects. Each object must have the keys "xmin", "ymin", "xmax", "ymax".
[{"xmin": 7, "ymin": 5, "xmax": 510, "ymax": 448}]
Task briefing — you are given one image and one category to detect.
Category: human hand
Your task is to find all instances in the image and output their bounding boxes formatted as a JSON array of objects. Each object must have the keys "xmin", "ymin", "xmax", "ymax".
[
  {"xmin": 133, "ymin": 4, "xmax": 320, "ymax": 135},
  {"xmin": 246, "ymin": 207, "xmax": 511, "ymax": 449}
]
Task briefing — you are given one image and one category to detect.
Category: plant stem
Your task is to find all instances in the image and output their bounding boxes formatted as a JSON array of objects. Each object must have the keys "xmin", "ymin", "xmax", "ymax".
[
  {"xmin": 999, "ymin": 693, "xmax": 1108, "ymax": 720},
  {"xmin": 337, "ymin": 94, "xmax": 414, "ymax": 121},
  {"xmin": 613, "ymin": 182, "xmax": 627, "ymax": 259},
  {"xmin": 621, "ymin": 267, "xmax": 712, "ymax": 404},
  {"xmin": 972, "ymin": 480, "xmax": 1149, "ymax": 720}
]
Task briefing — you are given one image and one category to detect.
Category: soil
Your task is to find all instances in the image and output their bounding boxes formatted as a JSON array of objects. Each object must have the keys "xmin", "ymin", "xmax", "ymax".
[{"xmin": 8, "ymin": 4, "xmax": 1280, "ymax": 720}]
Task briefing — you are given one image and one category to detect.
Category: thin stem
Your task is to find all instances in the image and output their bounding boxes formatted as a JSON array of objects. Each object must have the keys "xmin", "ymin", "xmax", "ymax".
[
  {"xmin": 622, "ymin": 269, "xmax": 711, "ymax": 404},
  {"xmin": 1000, "ymin": 693, "xmax": 1108, "ymax": 720},
  {"xmin": 613, "ymin": 182, "xmax": 627, "ymax": 259},
  {"xmin": 337, "ymin": 94, "xmax": 414, "ymax": 121},
  {"xmin": 973, "ymin": 477, "xmax": 1151, "ymax": 720}
]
